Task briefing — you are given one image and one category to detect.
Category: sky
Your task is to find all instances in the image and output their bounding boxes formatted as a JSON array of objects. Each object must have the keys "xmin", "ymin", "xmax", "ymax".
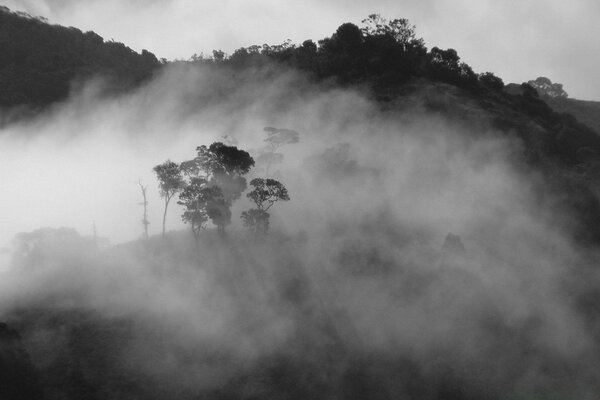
[{"xmin": 4, "ymin": 0, "xmax": 600, "ymax": 101}]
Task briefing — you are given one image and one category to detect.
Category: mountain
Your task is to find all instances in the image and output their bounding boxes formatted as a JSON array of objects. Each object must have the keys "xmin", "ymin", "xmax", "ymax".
[{"xmin": 0, "ymin": 6, "xmax": 160, "ymax": 109}]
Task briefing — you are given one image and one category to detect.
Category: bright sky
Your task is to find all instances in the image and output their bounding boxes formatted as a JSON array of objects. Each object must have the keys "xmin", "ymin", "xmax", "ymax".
[{"xmin": 5, "ymin": 0, "xmax": 600, "ymax": 100}]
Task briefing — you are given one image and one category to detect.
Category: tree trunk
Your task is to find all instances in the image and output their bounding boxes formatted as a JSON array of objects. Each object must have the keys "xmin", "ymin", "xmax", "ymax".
[{"xmin": 162, "ymin": 196, "xmax": 170, "ymax": 239}]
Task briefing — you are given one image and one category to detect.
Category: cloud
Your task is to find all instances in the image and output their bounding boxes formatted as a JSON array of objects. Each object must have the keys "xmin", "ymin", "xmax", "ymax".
[{"xmin": 0, "ymin": 60, "xmax": 599, "ymax": 397}]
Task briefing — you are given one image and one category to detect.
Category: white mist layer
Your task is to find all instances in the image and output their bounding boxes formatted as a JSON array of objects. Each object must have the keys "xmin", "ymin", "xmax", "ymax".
[{"xmin": 0, "ymin": 63, "xmax": 598, "ymax": 397}]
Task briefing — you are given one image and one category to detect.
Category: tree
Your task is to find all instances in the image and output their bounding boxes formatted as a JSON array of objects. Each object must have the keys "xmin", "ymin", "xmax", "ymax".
[
  {"xmin": 256, "ymin": 127, "xmax": 299, "ymax": 177},
  {"xmin": 527, "ymin": 76, "xmax": 568, "ymax": 98},
  {"xmin": 200, "ymin": 142, "xmax": 254, "ymax": 235},
  {"xmin": 427, "ymin": 47, "xmax": 476, "ymax": 86},
  {"xmin": 241, "ymin": 178, "xmax": 289, "ymax": 235},
  {"xmin": 180, "ymin": 142, "xmax": 254, "ymax": 236},
  {"xmin": 478, "ymin": 72, "xmax": 504, "ymax": 91},
  {"xmin": 177, "ymin": 177, "xmax": 224, "ymax": 244},
  {"xmin": 360, "ymin": 13, "xmax": 424, "ymax": 50},
  {"xmin": 138, "ymin": 180, "xmax": 150, "ymax": 239},
  {"xmin": 153, "ymin": 160, "xmax": 185, "ymax": 238}
]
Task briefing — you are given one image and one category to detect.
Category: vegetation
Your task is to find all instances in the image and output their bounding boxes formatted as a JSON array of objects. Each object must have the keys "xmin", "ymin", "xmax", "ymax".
[
  {"xmin": 3, "ymin": 7, "xmax": 600, "ymax": 400},
  {"xmin": 177, "ymin": 177, "xmax": 223, "ymax": 243},
  {"xmin": 0, "ymin": 6, "xmax": 160, "ymax": 110},
  {"xmin": 256, "ymin": 127, "xmax": 299, "ymax": 177},
  {"xmin": 153, "ymin": 161, "xmax": 185, "ymax": 238},
  {"xmin": 241, "ymin": 178, "xmax": 290, "ymax": 235},
  {"xmin": 528, "ymin": 76, "xmax": 568, "ymax": 98}
]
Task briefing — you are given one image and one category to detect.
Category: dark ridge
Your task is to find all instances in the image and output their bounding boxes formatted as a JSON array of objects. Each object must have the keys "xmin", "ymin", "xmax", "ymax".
[{"xmin": 0, "ymin": 6, "xmax": 160, "ymax": 110}]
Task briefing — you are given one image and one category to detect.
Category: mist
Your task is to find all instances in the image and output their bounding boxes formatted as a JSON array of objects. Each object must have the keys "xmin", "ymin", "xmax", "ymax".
[{"xmin": 1, "ymin": 61, "xmax": 600, "ymax": 398}]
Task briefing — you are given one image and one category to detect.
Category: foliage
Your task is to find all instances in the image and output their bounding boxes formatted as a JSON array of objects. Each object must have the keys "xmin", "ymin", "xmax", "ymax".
[
  {"xmin": 478, "ymin": 71, "xmax": 504, "ymax": 91},
  {"xmin": 427, "ymin": 47, "xmax": 477, "ymax": 87},
  {"xmin": 0, "ymin": 6, "xmax": 159, "ymax": 109},
  {"xmin": 180, "ymin": 142, "xmax": 254, "ymax": 235},
  {"xmin": 153, "ymin": 160, "xmax": 185, "ymax": 237},
  {"xmin": 360, "ymin": 14, "xmax": 424, "ymax": 50},
  {"xmin": 240, "ymin": 208, "xmax": 270, "ymax": 235},
  {"xmin": 211, "ymin": 14, "xmax": 487, "ymax": 91},
  {"xmin": 246, "ymin": 178, "xmax": 290, "ymax": 209},
  {"xmin": 206, "ymin": 142, "xmax": 255, "ymax": 176},
  {"xmin": 242, "ymin": 178, "xmax": 289, "ymax": 235},
  {"xmin": 528, "ymin": 76, "xmax": 568, "ymax": 98},
  {"xmin": 153, "ymin": 160, "xmax": 185, "ymax": 199},
  {"xmin": 177, "ymin": 177, "xmax": 224, "ymax": 243}
]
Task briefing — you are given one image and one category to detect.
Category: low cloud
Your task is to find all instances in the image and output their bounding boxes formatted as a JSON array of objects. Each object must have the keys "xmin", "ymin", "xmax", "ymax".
[{"xmin": 0, "ymin": 61, "xmax": 599, "ymax": 398}]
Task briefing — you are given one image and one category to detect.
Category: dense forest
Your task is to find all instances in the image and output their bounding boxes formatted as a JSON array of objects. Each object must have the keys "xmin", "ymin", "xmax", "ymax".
[
  {"xmin": 0, "ymin": 6, "xmax": 159, "ymax": 108},
  {"xmin": 2, "ymin": 6, "xmax": 600, "ymax": 400}
]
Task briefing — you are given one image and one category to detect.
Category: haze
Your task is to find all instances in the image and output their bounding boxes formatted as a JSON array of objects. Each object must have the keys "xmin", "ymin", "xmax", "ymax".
[{"xmin": 1, "ymin": 62, "xmax": 599, "ymax": 397}]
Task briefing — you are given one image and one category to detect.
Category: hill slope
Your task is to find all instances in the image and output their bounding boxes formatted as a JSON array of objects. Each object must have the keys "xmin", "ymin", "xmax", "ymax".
[
  {"xmin": 0, "ymin": 6, "xmax": 160, "ymax": 109},
  {"xmin": 544, "ymin": 96, "xmax": 600, "ymax": 135},
  {"xmin": 2, "ymin": 10, "xmax": 600, "ymax": 400}
]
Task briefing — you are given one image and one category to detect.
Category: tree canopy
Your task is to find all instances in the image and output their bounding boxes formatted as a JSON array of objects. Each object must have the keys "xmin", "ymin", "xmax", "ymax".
[{"xmin": 153, "ymin": 160, "xmax": 185, "ymax": 238}]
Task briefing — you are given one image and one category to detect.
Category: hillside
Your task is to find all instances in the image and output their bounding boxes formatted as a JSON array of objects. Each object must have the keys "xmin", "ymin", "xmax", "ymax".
[
  {"xmin": 3, "ymin": 227, "xmax": 600, "ymax": 400},
  {"xmin": 507, "ymin": 77, "xmax": 600, "ymax": 135},
  {"xmin": 2, "ymin": 8, "xmax": 600, "ymax": 400},
  {"xmin": 544, "ymin": 96, "xmax": 600, "ymax": 135},
  {"xmin": 0, "ymin": 6, "xmax": 160, "ymax": 109},
  {"xmin": 2, "ymin": 8, "xmax": 600, "ymax": 243}
]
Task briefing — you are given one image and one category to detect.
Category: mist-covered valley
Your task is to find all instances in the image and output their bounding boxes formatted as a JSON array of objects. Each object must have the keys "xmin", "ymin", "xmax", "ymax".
[{"xmin": 2, "ymin": 9, "xmax": 600, "ymax": 400}]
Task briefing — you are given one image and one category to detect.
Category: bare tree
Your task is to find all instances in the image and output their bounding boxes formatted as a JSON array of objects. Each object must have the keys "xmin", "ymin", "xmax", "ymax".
[{"xmin": 138, "ymin": 180, "xmax": 150, "ymax": 239}]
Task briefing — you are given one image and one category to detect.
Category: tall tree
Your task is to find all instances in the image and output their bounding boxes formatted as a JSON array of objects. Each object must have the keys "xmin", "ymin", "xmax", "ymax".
[
  {"xmin": 153, "ymin": 160, "xmax": 185, "ymax": 238},
  {"xmin": 194, "ymin": 142, "xmax": 254, "ymax": 235},
  {"xmin": 527, "ymin": 76, "xmax": 568, "ymax": 98},
  {"xmin": 177, "ymin": 177, "xmax": 223, "ymax": 245},
  {"xmin": 241, "ymin": 178, "xmax": 289, "ymax": 235}
]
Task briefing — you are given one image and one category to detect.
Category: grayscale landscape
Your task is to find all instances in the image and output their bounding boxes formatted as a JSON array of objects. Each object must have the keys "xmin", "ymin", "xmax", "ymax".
[{"xmin": 1, "ymin": 2, "xmax": 600, "ymax": 399}]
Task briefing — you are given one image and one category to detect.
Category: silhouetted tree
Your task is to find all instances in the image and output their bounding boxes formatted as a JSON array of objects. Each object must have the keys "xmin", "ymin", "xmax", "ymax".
[
  {"xmin": 177, "ymin": 177, "xmax": 224, "ymax": 244},
  {"xmin": 360, "ymin": 14, "xmax": 424, "ymax": 50},
  {"xmin": 528, "ymin": 76, "xmax": 568, "ymax": 98},
  {"xmin": 478, "ymin": 71, "xmax": 504, "ymax": 91},
  {"xmin": 241, "ymin": 178, "xmax": 289, "ymax": 235},
  {"xmin": 200, "ymin": 142, "xmax": 254, "ymax": 234},
  {"xmin": 427, "ymin": 47, "xmax": 476, "ymax": 87},
  {"xmin": 153, "ymin": 160, "xmax": 185, "ymax": 238},
  {"xmin": 180, "ymin": 142, "xmax": 254, "ymax": 236}
]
